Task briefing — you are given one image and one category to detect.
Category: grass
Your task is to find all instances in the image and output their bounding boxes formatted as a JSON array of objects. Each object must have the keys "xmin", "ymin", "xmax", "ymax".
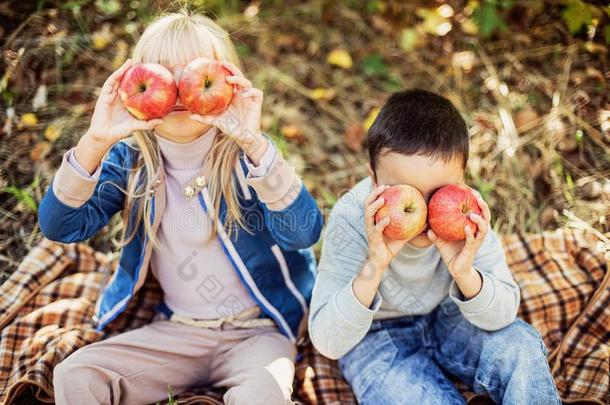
[{"xmin": 0, "ymin": 0, "xmax": 608, "ymax": 282}]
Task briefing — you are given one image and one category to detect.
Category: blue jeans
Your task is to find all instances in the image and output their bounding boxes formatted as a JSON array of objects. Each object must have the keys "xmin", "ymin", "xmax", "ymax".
[{"xmin": 338, "ymin": 298, "xmax": 561, "ymax": 405}]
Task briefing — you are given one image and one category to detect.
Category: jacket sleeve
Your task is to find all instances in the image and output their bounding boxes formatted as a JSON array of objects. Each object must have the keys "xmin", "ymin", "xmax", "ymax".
[
  {"xmin": 38, "ymin": 142, "xmax": 130, "ymax": 243},
  {"xmin": 244, "ymin": 137, "xmax": 323, "ymax": 251}
]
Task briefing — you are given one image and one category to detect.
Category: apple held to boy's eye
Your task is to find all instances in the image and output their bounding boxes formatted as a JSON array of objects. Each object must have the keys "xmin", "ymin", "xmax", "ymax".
[
  {"xmin": 178, "ymin": 58, "xmax": 234, "ymax": 116},
  {"xmin": 428, "ymin": 184, "xmax": 482, "ymax": 241},
  {"xmin": 119, "ymin": 63, "xmax": 178, "ymax": 120},
  {"xmin": 374, "ymin": 185, "xmax": 428, "ymax": 240}
]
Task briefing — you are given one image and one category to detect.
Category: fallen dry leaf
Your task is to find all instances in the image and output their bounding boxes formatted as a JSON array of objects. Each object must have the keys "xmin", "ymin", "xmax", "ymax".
[
  {"xmin": 363, "ymin": 107, "xmax": 381, "ymax": 131},
  {"xmin": 460, "ymin": 18, "xmax": 478, "ymax": 36},
  {"xmin": 91, "ymin": 24, "xmax": 113, "ymax": 51},
  {"xmin": 30, "ymin": 142, "xmax": 52, "ymax": 161},
  {"xmin": 310, "ymin": 87, "xmax": 336, "ymax": 101},
  {"xmin": 515, "ymin": 107, "xmax": 539, "ymax": 131},
  {"xmin": 327, "ymin": 49, "xmax": 352, "ymax": 69},
  {"xmin": 281, "ymin": 124, "xmax": 302, "ymax": 141},
  {"xmin": 44, "ymin": 123, "xmax": 62, "ymax": 142},
  {"xmin": 345, "ymin": 122, "xmax": 365, "ymax": 152},
  {"xmin": 112, "ymin": 40, "xmax": 129, "ymax": 69},
  {"xmin": 400, "ymin": 28, "xmax": 419, "ymax": 52},
  {"xmin": 18, "ymin": 113, "xmax": 38, "ymax": 129}
]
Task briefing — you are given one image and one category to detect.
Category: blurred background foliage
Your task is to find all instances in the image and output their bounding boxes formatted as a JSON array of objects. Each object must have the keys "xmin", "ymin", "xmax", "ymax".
[{"xmin": 0, "ymin": 0, "xmax": 609, "ymax": 282}]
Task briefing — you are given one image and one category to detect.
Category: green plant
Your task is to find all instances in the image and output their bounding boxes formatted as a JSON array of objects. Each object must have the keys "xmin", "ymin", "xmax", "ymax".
[
  {"xmin": 2, "ymin": 175, "xmax": 41, "ymax": 213},
  {"xmin": 562, "ymin": 0, "xmax": 610, "ymax": 44},
  {"xmin": 471, "ymin": 0, "xmax": 515, "ymax": 39}
]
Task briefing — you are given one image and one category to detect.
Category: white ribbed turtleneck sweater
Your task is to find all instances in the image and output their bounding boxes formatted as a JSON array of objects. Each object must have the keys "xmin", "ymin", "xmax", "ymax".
[{"xmin": 150, "ymin": 128, "xmax": 258, "ymax": 319}]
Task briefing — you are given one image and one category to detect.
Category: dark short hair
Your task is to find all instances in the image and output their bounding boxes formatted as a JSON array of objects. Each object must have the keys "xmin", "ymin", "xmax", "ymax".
[{"xmin": 367, "ymin": 89, "xmax": 469, "ymax": 173}]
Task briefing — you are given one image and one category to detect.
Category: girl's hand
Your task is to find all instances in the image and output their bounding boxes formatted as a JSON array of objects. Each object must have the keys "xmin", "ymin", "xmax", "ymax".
[
  {"xmin": 365, "ymin": 185, "xmax": 409, "ymax": 271},
  {"xmin": 86, "ymin": 59, "xmax": 164, "ymax": 147},
  {"xmin": 189, "ymin": 61, "xmax": 268, "ymax": 163},
  {"xmin": 427, "ymin": 191, "xmax": 491, "ymax": 279}
]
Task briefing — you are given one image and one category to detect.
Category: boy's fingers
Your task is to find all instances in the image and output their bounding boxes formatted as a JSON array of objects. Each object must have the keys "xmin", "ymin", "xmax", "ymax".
[
  {"xmin": 368, "ymin": 197, "xmax": 385, "ymax": 214},
  {"xmin": 469, "ymin": 213, "xmax": 488, "ymax": 239},
  {"xmin": 365, "ymin": 197, "xmax": 385, "ymax": 230},
  {"xmin": 365, "ymin": 185, "xmax": 388, "ymax": 207},
  {"xmin": 464, "ymin": 225, "xmax": 477, "ymax": 252},
  {"xmin": 374, "ymin": 216, "xmax": 390, "ymax": 235},
  {"xmin": 428, "ymin": 229, "xmax": 448, "ymax": 250},
  {"xmin": 469, "ymin": 188, "xmax": 491, "ymax": 223},
  {"xmin": 476, "ymin": 197, "xmax": 492, "ymax": 222}
]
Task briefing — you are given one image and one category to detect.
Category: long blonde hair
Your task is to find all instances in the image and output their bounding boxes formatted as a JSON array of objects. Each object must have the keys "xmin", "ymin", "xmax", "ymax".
[{"xmin": 114, "ymin": 10, "xmax": 246, "ymax": 252}]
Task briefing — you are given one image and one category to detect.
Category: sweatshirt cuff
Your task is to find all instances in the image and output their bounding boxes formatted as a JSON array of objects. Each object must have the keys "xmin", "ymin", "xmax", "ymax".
[
  {"xmin": 244, "ymin": 141, "xmax": 276, "ymax": 177},
  {"xmin": 333, "ymin": 275, "xmax": 382, "ymax": 327},
  {"xmin": 52, "ymin": 147, "xmax": 102, "ymax": 208},
  {"xmin": 68, "ymin": 148, "xmax": 101, "ymax": 180},
  {"xmin": 245, "ymin": 146, "xmax": 302, "ymax": 211},
  {"xmin": 449, "ymin": 268, "xmax": 495, "ymax": 314}
]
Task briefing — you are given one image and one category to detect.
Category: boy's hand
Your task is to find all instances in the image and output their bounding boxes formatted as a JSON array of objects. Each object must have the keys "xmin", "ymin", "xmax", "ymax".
[
  {"xmin": 189, "ymin": 61, "xmax": 268, "ymax": 165},
  {"xmin": 427, "ymin": 190, "xmax": 491, "ymax": 296},
  {"xmin": 365, "ymin": 185, "xmax": 409, "ymax": 271}
]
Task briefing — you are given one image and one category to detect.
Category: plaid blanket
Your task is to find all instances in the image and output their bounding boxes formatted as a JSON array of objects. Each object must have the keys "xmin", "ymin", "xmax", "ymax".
[{"xmin": 0, "ymin": 229, "xmax": 608, "ymax": 405}]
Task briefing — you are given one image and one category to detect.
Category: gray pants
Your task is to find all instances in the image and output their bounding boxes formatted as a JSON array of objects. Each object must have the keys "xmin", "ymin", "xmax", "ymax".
[{"xmin": 53, "ymin": 315, "xmax": 296, "ymax": 405}]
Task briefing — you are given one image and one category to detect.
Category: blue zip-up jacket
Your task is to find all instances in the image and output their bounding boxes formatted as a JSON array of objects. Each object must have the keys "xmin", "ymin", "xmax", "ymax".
[{"xmin": 38, "ymin": 139, "xmax": 323, "ymax": 342}]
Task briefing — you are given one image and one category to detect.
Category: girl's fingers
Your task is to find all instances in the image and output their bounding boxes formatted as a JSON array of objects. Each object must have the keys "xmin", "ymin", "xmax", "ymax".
[
  {"xmin": 131, "ymin": 119, "xmax": 163, "ymax": 132},
  {"xmin": 221, "ymin": 61, "xmax": 245, "ymax": 78},
  {"xmin": 189, "ymin": 114, "xmax": 213, "ymax": 125},
  {"xmin": 226, "ymin": 75, "xmax": 252, "ymax": 89},
  {"xmin": 241, "ymin": 87, "xmax": 263, "ymax": 99},
  {"xmin": 111, "ymin": 74, "xmax": 125, "ymax": 95}
]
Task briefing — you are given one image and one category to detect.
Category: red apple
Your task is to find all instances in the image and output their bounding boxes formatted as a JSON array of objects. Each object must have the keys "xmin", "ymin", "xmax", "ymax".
[
  {"xmin": 118, "ymin": 63, "xmax": 178, "ymax": 120},
  {"xmin": 428, "ymin": 184, "xmax": 482, "ymax": 241},
  {"xmin": 374, "ymin": 185, "xmax": 428, "ymax": 240},
  {"xmin": 178, "ymin": 58, "xmax": 234, "ymax": 116}
]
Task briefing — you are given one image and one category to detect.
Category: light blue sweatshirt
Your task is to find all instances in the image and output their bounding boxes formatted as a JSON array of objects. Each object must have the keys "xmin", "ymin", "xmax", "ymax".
[{"xmin": 308, "ymin": 177, "xmax": 520, "ymax": 360}]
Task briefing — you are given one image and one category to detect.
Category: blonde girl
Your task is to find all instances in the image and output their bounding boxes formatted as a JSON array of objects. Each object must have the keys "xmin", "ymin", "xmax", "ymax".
[{"xmin": 39, "ymin": 9, "xmax": 322, "ymax": 405}]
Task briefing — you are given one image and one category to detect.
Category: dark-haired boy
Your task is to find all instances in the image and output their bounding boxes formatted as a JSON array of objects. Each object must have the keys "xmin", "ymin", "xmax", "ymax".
[{"xmin": 308, "ymin": 90, "xmax": 560, "ymax": 404}]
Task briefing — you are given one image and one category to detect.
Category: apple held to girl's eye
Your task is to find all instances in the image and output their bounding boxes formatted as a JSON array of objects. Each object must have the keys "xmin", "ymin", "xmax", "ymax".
[
  {"xmin": 119, "ymin": 63, "xmax": 178, "ymax": 120},
  {"xmin": 178, "ymin": 58, "xmax": 235, "ymax": 116},
  {"xmin": 119, "ymin": 59, "xmax": 235, "ymax": 121}
]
